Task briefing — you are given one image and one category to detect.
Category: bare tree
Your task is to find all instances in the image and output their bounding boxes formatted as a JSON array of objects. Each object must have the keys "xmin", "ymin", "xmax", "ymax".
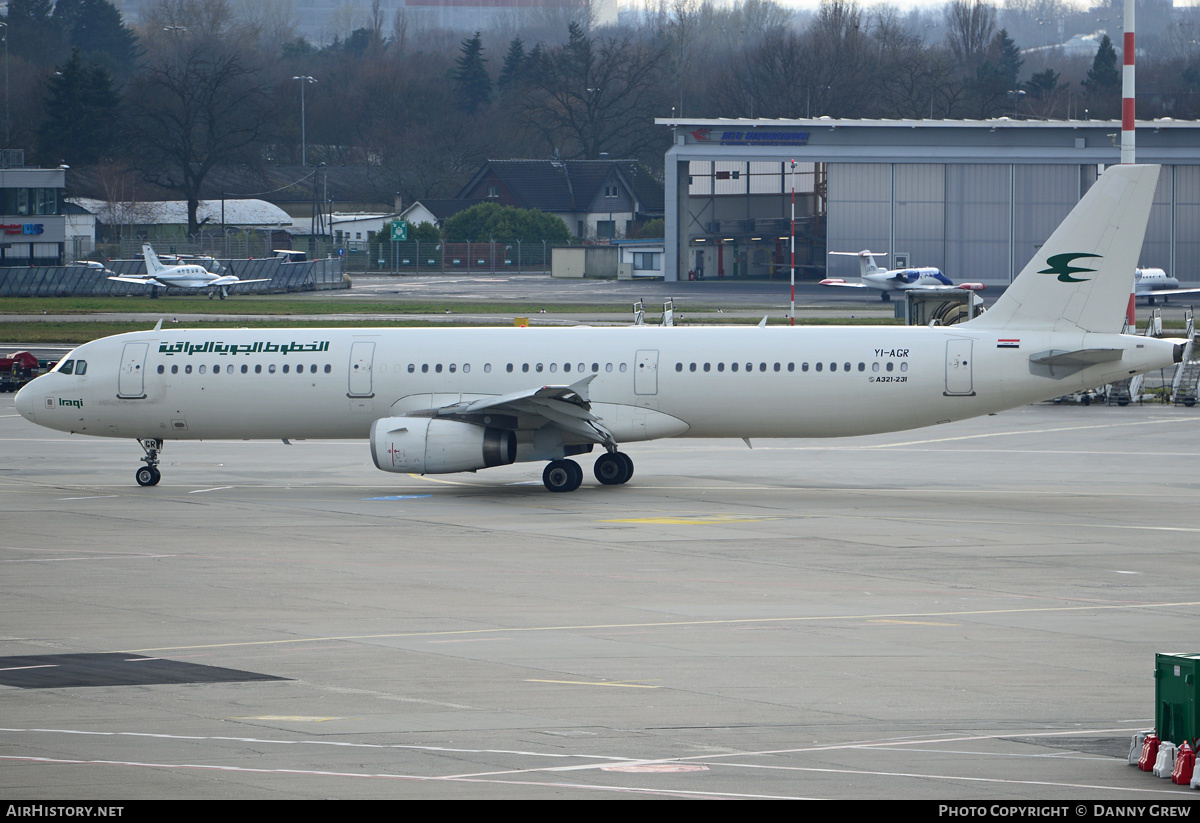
[
  {"xmin": 945, "ymin": 0, "xmax": 996, "ymax": 69},
  {"xmin": 519, "ymin": 23, "xmax": 667, "ymax": 160},
  {"xmin": 127, "ymin": 28, "xmax": 275, "ymax": 235}
]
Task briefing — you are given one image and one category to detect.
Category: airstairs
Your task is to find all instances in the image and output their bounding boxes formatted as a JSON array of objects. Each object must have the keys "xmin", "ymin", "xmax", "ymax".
[
  {"xmin": 1108, "ymin": 309, "xmax": 1163, "ymax": 406},
  {"xmin": 1170, "ymin": 312, "xmax": 1199, "ymax": 407}
]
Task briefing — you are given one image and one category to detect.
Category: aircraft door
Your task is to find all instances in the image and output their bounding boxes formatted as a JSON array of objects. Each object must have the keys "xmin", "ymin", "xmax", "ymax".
[
  {"xmin": 117, "ymin": 342, "xmax": 149, "ymax": 399},
  {"xmin": 348, "ymin": 341, "xmax": 376, "ymax": 397},
  {"xmin": 634, "ymin": 349, "xmax": 659, "ymax": 395},
  {"xmin": 944, "ymin": 339, "xmax": 975, "ymax": 396}
]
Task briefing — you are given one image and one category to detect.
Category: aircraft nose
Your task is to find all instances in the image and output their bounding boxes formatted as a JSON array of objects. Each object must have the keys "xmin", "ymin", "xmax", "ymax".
[{"xmin": 14, "ymin": 381, "xmax": 36, "ymax": 423}]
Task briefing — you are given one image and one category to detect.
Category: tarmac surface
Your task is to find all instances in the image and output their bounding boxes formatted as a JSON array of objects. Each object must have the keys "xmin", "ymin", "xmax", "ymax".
[{"xmin": 3, "ymin": 392, "xmax": 1200, "ymax": 800}]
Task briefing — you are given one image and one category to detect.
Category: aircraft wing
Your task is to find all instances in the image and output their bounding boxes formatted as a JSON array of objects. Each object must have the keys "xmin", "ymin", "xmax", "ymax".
[
  {"xmin": 432, "ymin": 375, "xmax": 617, "ymax": 448},
  {"xmin": 108, "ymin": 276, "xmax": 168, "ymax": 288},
  {"xmin": 818, "ymin": 279, "xmax": 868, "ymax": 289},
  {"xmin": 212, "ymin": 276, "xmax": 272, "ymax": 286}
]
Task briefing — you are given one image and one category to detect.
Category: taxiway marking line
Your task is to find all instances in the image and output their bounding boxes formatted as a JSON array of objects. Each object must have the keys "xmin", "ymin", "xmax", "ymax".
[
  {"xmin": 525, "ymin": 679, "xmax": 659, "ymax": 689},
  {"xmin": 118, "ymin": 600, "xmax": 1200, "ymax": 654},
  {"xmin": 0, "ymin": 755, "xmax": 804, "ymax": 799}
]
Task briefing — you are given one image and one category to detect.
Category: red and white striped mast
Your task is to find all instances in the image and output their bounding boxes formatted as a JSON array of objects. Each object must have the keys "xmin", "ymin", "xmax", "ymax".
[
  {"xmin": 1121, "ymin": 0, "xmax": 1135, "ymax": 165},
  {"xmin": 789, "ymin": 159, "xmax": 796, "ymax": 326},
  {"xmin": 1122, "ymin": 0, "xmax": 1138, "ymax": 328}
]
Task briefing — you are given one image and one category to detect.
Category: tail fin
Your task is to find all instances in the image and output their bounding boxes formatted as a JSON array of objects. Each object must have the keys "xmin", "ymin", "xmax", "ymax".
[
  {"xmin": 968, "ymin": 164, "xmax": 1160, "ymax": 333},
  {"xmin": 142, "ymin": 244, "xmax": 165, "ymax": 276}
]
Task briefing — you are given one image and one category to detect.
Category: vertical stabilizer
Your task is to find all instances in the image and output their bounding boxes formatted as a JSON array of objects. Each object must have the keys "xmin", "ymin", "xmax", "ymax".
[
  {"xmin": 142, "ymin": 244, "xmax": 165, "ymax": 276},
  {"xmin": 966, "ymin": 164, "xmax": 1160, "ymax": 334}
]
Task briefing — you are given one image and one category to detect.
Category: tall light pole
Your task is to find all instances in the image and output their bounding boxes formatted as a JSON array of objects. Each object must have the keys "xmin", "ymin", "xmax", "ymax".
[{"xmin": 293, "ymin": 75, "xmax": 316, "ymax": 166}]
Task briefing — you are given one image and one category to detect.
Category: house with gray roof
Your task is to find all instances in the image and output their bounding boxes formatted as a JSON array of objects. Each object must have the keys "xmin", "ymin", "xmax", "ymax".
[{"xmin": 457, "ymin": 159, "xmax": 664, "ymax": 241}]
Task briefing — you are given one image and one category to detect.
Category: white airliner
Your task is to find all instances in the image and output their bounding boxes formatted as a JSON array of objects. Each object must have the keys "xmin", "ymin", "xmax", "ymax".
[
  {"xmin": 821, "ymin": 250, "xmax": 985, "ymax": 301},
  {"xmin": 107, "ymin": 244, "xmax": 269, "ymax": 299},
  {"xmin": 15, "ymin": 165, "xmax": 1182, "ymax": 492}
]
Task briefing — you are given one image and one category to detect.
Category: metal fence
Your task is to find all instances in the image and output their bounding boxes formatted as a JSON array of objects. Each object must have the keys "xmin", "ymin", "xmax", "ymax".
[
  {"xmin": 0, "ymin": 257, "xmax": 345, "ymax": 297},
  {"xmin": 360, "ymin": 240, "xmax": 554, "ymax": 274}
]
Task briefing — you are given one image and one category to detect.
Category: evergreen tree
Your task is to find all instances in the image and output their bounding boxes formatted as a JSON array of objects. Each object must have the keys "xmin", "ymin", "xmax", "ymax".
[
  {"xmin": 498, "ymin": 37, "xmax": 526, "ymax": 93},
  {"xmin": 453, "ymin": 32, "xmax": 491, "ymax": 115},
  {"xmin": 5, "ymin": 0, "xmax": 63, "ymax": 66},
  {"xmin": 1081, "ymin": 34, "xmax": 1120, "ymax": 118},
  {"xmin": 52, "ymin": 0, "xmax": 141, "ymax": 83},
  {"xmin": 36, "ymin": 48, "xmax": 121, "ymax": 165}
]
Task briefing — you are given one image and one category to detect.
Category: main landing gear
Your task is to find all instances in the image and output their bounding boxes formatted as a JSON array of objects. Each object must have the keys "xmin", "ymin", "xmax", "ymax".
[
  {"xmin": 542, "ymin": 450, "xmax": 634, "ymax": 493},
  {"xmin": 135, "ymin": 438, "xmax": 163, "ymax": 486}
]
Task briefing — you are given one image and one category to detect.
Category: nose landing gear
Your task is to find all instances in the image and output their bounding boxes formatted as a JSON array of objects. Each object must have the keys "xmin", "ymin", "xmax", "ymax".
[{"xmin": 135, "ymin": 438, "xmax": 163, "ymax": 486}]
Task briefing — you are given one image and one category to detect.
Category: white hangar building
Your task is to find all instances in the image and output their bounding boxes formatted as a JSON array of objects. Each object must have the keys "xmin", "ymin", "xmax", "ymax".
[{"xmin": 658, "ymin": 118, "xmax": 1200, "ymax": 286}]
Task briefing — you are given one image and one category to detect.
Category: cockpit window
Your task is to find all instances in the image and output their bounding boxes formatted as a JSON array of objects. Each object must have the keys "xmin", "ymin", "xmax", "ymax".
[
  {"xmin": 58, "ymin": 360, "xmax": 74, "ymax": 374},
  {"xmin": 74, "ymin": 360, "xmax": 87, "ymax": 375}
]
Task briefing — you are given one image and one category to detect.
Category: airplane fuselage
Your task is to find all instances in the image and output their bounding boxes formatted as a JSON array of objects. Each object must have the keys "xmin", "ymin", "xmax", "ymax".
[{"xmin": 18, "ymin": 325, "xmax": 1178, "ymax": 449}]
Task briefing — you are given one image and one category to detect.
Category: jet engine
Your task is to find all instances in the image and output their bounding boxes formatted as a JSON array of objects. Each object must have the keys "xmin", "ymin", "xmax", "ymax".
[{"xmin": 370, "ymin": 416, "xmax": 516, "ymax": 474}]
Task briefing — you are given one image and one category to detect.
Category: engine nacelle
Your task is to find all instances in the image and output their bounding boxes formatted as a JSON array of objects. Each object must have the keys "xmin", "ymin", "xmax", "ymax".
[
  {"xmin": 956, "ymin": 282, "xmax": 986, "ymax": 291},
  {"xmin": 370, "ymin": 416, "xmax": 516, "ymax": 474}
]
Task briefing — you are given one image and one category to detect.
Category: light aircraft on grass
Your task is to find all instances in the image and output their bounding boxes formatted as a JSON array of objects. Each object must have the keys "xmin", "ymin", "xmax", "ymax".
[
  {"xmin": 107, "ymin": 244, "xmax": 269, "ymax": 299},
  {"xmin": 820, "ymin": 250, "xmax": 985, "ymax": 301},
  {"xmin": 15, "ymin": 165, "xmax": 1182, "ymax": 492}
]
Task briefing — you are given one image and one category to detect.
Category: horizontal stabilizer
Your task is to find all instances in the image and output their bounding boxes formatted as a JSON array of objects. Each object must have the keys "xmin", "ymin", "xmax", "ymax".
[
  {"xmin": 1029, "ymin": 347, "xmax": 1123, "ymax": 378},
  {"xmin": 1030, "ymin": 348, "xmax": 1124, "ymax": 367}
]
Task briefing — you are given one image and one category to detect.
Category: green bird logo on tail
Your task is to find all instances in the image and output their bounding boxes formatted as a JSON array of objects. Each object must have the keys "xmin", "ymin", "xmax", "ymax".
[{"xmin": 1039, "ymin": 252, "xmax": 1102, "ymax": 283}]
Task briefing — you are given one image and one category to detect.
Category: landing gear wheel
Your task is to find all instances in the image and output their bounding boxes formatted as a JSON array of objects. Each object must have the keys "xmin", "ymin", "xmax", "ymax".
[
  {"xmin": 136, "ymin": 438, "xmax": 163, "ymax": 487},
  {"xmin": 594, "ymin": 451, "xmax": 633, "ymax": 485},
  {"xmin": 543, "ymin": 459, "xmax": 583, "ymax": 493}
]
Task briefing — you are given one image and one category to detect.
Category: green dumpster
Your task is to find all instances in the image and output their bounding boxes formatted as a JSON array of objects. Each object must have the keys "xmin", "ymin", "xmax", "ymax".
[{"xmin": 1155, "ymin": 653, "xmax": 1200, "ymax": 745}]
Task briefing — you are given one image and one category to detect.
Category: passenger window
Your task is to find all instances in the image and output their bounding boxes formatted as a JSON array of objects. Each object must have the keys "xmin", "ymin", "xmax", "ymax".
[
  {"xmin": 422, "ymin": 364, "xmax": 429, "ymax": 373},
  {"xmin": 690, "ymin": 363, "xmax": 697, "ymax": 372},
  {"xmin": 324, "ymin": 364, "xmax": 331, "ymax": 373},
  {"xmin": 171, "ymin": 365, "xmax": 178, "ymax": 374},
  {"xmin": 703, "ymin": 363, "xmax": 711, "ymax": 372},
  {"xmin": 871, "ymin": 362, "xmax": 879, "ymax": 372},
  {"xmin": 815, "ymin": 363, "xmax": 822, "ymax": 372},
  {"xmin": 255, "ymin": 364, "xmax": 262, "ymax": 374},
  {"xmin": 900, "ymin": 362, "xmax": 908, "ymax": 372},
  {"xmin": 844, "ymin": 362, "xmax": 851, "ymax": 372},
  {"xmin": 886, "ymin": 362, "xmax": 894, "ymax": 372},
  {"xmin": 282, "ymin": 364, "xmax": 289, "ymax": 374},
  {"xmin": 731, "ymin": 362, "xmax": 739, "ymax": 372},
  {"xmin": 829, "ymin": 363, "xmax": 837, "ymax": 372},
  {"xmin": 563, "ymin": 363, "xmax": 571, "ymax": 372},
  {"xmin": 675, "ymin": 363, "xmax": 683, "ymax": 372},
  {"xmin": 605, "ymin": 363, "xmax": 613, "ymax": 373},
  {"xmin": 484, "ymin": 364, "xmax": 491, "ymax": 373},
  {"xmin": 787, "ymin": 363, "xmax": 794, "ymax": 372},
  {"xmin": 760, "ymin": 363, "xmax": 767, "ymax": 372},
  {"xmin": 802, "ymin": 363, "xmax": 809, "ymax": 372},
  {"xmin": 185, "ymin": 365, "xmax": 192, "ymax": 374},
  {"xmin": 241, "ymin": 365, "xmax": 248, "ymax": 374},
  {"xmin": 619, "ymin": 363, "xmax": 627, "ymax": 373},
  {"xmin": 592, "ymin": 363, "xmax": 599, "ymax": 372},
  {"xmin": 268, "ymin": 364, "xmax": 276, "ymax": 374},
  {"xmin": 858, "ymin": 362, "xmax": 865, "ymax": 372},
  {"xmin": 523, "ymin": 363, "xmax": 530, "ymax": 373},
  {"xmin": 157, "ymin": 365, "xmax": 164, "ymax": 374},
  {"xmin": 435, "ymin": 364, "xmax": 442, "ymax": 373},
  {"xmin": 717, "ymin": 363, "xmax": 725, "ymax": 372},
  {"xmin": 462, "ymin": 364, "xmax": 470, "ymax": 374},
  {"xmin": 199, "ymin": 365, "xmax": 207, "ymax": 375},
  {"xmin": 535, "ymin": 363, "xmax": 543, "ymax": 373},
  {"xmin": 407, "ymin": 364, "xmax": 415, "ymax": 373},
  {"xmin": 213, "ymin": 365, "xmax": 221, "ymax": 374},
  {"xmin": 549, "ymin": 363, "xmax": 557, "ymax": 373}
]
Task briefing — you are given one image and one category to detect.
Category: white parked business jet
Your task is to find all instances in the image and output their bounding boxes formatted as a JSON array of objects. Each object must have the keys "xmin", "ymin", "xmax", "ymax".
[
  {"xmin": 1134, "ymin": 267, "xmax": 1200, "ymax": 304},
  {"xmin": 821, "ymin": 250, "xmax": 985, "ymax": 300},
  {"xmin": 16, "ymin": 165, "xmax": 1182, "ymax": 492},
  {"xmin": 107, "ymin": 244, "xmax": 269, "ymax": 299}
]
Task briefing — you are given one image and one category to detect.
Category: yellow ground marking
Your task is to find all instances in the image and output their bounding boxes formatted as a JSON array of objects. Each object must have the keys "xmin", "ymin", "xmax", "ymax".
[
  {"xmin": 525, "ymin": 680, "xmax": 659, "ymax": 689},
  {"xmin": 119, "ymin": 600, "xmax": 1200, "ymax": 655}
]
